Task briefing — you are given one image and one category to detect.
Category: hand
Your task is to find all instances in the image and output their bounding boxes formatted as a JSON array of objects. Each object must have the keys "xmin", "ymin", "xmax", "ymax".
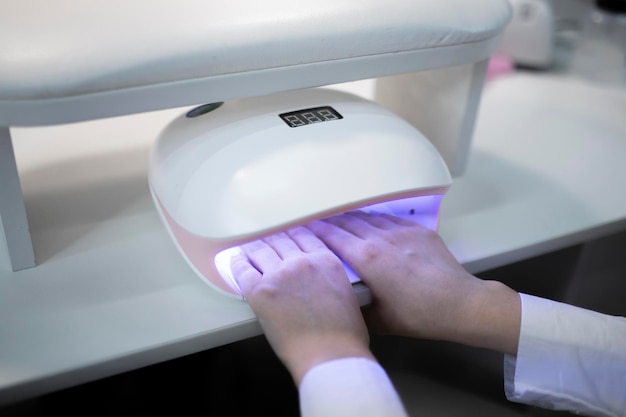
[
  {"xmin": 307, "ymin": 211, "xmax": 521, "ymax": 355},
  {"xmin": 232, "ymin": 226, "xmax": 375, "ymax": 384}
]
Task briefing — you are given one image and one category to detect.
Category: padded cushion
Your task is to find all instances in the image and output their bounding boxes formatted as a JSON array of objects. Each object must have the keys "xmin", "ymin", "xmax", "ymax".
[{"xmin": 0, "ymin": 0, "xmax": 511, "ymax": 125}]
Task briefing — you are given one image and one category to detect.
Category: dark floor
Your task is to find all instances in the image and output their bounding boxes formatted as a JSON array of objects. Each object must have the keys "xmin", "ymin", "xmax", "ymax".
[{"xmin": 2, "ymin": 231, "xmax": 625, "ymax": 416}]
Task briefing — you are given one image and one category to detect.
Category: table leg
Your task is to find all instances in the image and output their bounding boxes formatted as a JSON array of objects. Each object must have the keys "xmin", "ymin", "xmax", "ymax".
[{"xmin": 0, "ymin": 127, "xmax": 36, "ymax": 271}]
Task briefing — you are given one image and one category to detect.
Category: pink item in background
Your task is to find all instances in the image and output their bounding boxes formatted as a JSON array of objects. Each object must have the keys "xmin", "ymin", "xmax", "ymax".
[{"xmin": 487, "ymin": 53, "xmax": 515, "ymax": 81}]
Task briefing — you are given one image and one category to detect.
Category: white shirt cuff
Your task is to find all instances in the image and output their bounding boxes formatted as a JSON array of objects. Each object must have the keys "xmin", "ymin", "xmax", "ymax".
[
  {"xmin": 299, "ymin": 357, "xmax": 408, "ymax": 417},
  {"xmin": 504, "ymin": 293, "xmax": 626, "ymax": 417}
]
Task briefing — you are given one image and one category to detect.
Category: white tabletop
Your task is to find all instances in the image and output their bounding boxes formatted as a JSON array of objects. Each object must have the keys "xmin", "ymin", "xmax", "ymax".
[
  {"xmin": 1, "ymin": 72, "xmax": 626, "ymax": 405},
  {"xmin": 440, "ymin": 73, "xmax": 626, "ymax": 272}
]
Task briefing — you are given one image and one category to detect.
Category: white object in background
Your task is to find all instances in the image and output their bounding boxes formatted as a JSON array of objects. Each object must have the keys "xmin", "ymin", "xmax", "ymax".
[
  {"xmin": 500, "ymin": 0, "xmax": 555, "ymax": 68},
  {"xmin": 149, "ymin": 88, "xmax": 452, "ymax": 299}
]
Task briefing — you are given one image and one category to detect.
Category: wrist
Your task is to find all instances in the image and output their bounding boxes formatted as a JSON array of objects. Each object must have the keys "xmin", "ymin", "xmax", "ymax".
[
  {"xmin": 455, "ymin": 279, "xmax": 521, "ymax": 355},
  {"xmin": 284, "ymin": 335, "xmax": 376, "ymax": 385}
]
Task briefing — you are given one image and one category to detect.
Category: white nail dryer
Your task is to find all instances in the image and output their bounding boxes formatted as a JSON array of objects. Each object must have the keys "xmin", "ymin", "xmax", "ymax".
[{"xmin": 148, "ymin": 88, "xmax": 452, "ymax": 299}]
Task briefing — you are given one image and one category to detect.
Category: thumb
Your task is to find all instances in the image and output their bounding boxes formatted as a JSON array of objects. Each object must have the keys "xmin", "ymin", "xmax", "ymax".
[{"xmin": 230, "ymin": 250, "xmax": 262, "ymax": 299}]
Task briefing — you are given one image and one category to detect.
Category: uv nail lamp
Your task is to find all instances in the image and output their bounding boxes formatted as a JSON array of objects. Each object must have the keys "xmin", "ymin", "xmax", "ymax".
[{"xmin": 149, "ymin": 88, "xmax": 452, "ymax": 299}]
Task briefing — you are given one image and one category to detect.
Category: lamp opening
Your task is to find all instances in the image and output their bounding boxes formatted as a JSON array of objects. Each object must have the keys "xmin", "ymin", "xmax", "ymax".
[{"xmin": 214, "ymin": 194, "xmax": 444, "ymax": 294}]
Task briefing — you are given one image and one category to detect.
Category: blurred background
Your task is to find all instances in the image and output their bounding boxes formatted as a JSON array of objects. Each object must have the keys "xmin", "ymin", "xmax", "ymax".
[{"xmin": 2, "ymin": 1, "xmax": 625, "ymax": 415}]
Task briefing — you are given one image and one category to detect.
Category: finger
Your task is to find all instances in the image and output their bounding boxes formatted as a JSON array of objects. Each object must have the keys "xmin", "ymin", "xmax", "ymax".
[
  {"xmin": 305, "ymin": 218, "xmax": 363, "ymax": 258},
  {"xmin": 262, "ymin": 231, "xmax": 302, "ymax": 260},
  {"xmin": 349, "ymin": 210, "xmax": 403, "ymax": 230},
  {"xmin": 240, "ymin": 239, "xmax": 282, "ymax": 274},
  {"xmin": 378, "ymin": 212, "xmax": 421, "ymax": 228},
  {"xmin": 286, "ymin": 226, "xmax": 330, "ymax": 253},
  {"xmin": 323, "ymin": 212, "xmax": 384, "ymax": 240},
  {"xmin": 230, "ymin": 250, "xmax": 262, "ymax": 297}
]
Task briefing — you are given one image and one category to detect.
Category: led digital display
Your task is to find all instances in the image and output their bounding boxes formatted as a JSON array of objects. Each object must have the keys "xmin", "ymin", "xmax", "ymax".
[{"xmin": 279, "ymin": 106, "xmax": 343, "ymax": 128}]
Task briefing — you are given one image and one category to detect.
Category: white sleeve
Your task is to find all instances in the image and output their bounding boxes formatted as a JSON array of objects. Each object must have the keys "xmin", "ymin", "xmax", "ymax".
[
  {"xmin": 504, "ymin": 293, "xmax": 626, "ymax": 417},
  {"xmin": 298, "ymin": 357, "xmax": 409, "ymax": 417}
]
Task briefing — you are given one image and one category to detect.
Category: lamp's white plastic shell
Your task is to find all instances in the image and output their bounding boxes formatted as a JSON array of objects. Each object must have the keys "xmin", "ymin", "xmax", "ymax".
[
  {"xmin": 151, "ymin": 89, "xmax": 451, "ymax": 238},
  {"xmin": 149, "ymin": 88, "xmax": 452, "ymax": 297}
]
